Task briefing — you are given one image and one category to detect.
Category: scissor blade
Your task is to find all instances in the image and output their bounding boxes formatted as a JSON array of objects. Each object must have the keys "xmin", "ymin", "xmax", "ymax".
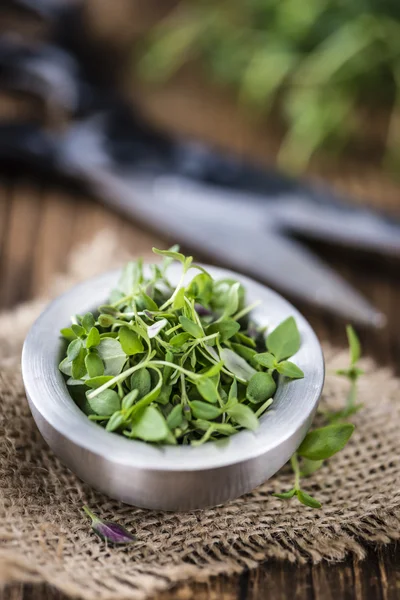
[
  {"xmin": 270, "ymin": 196, "xmax": 400, "ymax": 256},
  {"xmin": 73, "ymin": 165, "xmax": 384, "ymax": 327}
]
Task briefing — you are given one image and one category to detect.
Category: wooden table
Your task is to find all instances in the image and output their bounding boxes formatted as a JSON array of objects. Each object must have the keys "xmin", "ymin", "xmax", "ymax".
[{"xmin": 0, "ymin": 173, "xmax": 399, "ymax": 600}]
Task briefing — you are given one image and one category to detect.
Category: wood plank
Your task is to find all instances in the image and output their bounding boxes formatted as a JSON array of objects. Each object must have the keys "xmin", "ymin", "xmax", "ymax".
[{"xmin": 0, "ymin": 180, "xmax": 43, "ymax": 309}]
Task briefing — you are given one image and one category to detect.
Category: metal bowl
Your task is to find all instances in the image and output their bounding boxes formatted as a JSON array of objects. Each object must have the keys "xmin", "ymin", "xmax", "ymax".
[{"xmin": 22, "ymin": 264, "xmax": 324, "ymax": 511}]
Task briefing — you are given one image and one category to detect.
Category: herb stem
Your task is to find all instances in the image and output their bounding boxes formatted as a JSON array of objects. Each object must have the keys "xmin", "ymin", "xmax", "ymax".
[
  {"xmin": 82, "ymin": 505, "xmax": 98, "ymax": 522},
  {"xmin": 232, "ymin": 300, "xmax": 261, "ymax": 322},
  {"xmin": 291, "ymin": 453, "xmax": 301, "ymax": 491}
]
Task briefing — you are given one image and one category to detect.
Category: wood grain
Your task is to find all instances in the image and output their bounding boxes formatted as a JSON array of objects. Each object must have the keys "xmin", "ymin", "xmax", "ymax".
[{"xmin": 0, "ymin": 178, "xmax": 399, "ymax": 600}]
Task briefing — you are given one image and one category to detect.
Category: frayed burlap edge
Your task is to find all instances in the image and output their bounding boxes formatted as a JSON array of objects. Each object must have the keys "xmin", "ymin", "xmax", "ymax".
[{"xmin": 0, "ymin": 231, "xmax": 399, "ymax": 600}]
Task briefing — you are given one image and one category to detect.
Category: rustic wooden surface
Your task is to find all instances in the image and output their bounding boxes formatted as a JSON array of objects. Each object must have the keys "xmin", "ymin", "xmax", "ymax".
[{"xmin": 0, "ymin": 174, "xmax": 399, "ymax": 599}]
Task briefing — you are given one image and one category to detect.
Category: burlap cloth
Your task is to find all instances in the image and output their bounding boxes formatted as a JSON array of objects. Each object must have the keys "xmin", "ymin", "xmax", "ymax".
[{"xmin": 1, "ymin": 232, "xmax": 399, "ymax": 600}]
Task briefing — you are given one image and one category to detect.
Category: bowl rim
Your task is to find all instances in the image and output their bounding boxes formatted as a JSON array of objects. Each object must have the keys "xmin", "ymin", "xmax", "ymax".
[{"xmin": 22, "ymin": 263, "xmax": 324, "ymax": 472}]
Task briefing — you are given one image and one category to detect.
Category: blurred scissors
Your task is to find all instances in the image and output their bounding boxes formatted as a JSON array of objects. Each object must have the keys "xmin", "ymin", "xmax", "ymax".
[{"xmin": 1, "ymin": 30, "xmax": 399, "ymax": 326}]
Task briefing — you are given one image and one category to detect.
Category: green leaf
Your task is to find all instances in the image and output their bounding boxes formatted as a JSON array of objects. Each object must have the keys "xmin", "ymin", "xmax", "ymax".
[
  {"xmin": 230, "ymin": 343, "xmax": 257, "ymax": 365},
  {"xmin": 193, "ymin": 420, "xmax": 237, "ymax": 435},
  {"xmin": 106, "ymin": 411, "xmax": 126, "ymax": 432},
  {"xmin": 130, "ymin": 368, "xmax": 152, "ymax": 399},
  {"xmin": 117, "ymin": 260, "xmax": 143, "ymax": 296},
  {"xmin": 167, "ymin": 404, "xmax": 183, "ymax": 429},
  {"xmin": 190, "ymin": 401, "xmax": 221, "ymax": 420},
  {"xmin": 82, "ymin": 312, "xmax": 95, "ymax": 332},
  {"xmin": 140, "ymin": 292, "xmax": 158, "ymax": 311},
  {"xmin": 88, "ymin": 389, "xmax": 121, "ymax": 416},
  {"xmin": 246, "ymin": 372, "xmax": 276, "ymax": 404},
  {"xmin": 298, "ymin": 423, "xmax": 355, "ymax": 460},
  {"xmin": 296, "ymin": 490, "xmax": 321, "ymax": 509},
  {"xmin": 346, "ymin": 325, "xmax": 361, "ymax": 366},
  {"xmin": 85, "ymin": 375, "xmax": 115, "ymax": 389},
  {"xmin": 98, "ymin": 314, "xmax": 116, "ymax": 328},
  {"xmin": 228, "ymin": 378, "xmax": 237, "ymax": 401},
  {"xmin": 222, "ymin": 282, "xmax": 241, "ymax": 318},
  {"xmin": 300, "ymin": 458, "xmax": 324, "ymax": 477},
  {"xmin": 273, "ymin": 488, "xmax": 296, "ymax": 500},
  {"xmin": 71, "ymin": 324, "xmax": 85, "ymax": 338},
  {"xmin": 119, "ymin": 326, "xmax": 144, "ymax": 355},
  {"xmin": 227, "ymin": 403, "xmax": 259, "ymax": 431},
  {"xmin": 86, "ymin": 327, "xmax": 101, "ymax": 349},
  {"xmin": 71, "ymin": 347, "xmax": 87, "ymax": 380},
  {"xmin": 169, "ymin": 332, "xmax": 192, "ymax": 346},
  {"xmin": 206, "ymin": 320, "xmax": 240, "ymax": 342},
  {"xmin": 267, "ymin": 317, "xmax": 301, "ymax": 361},
  {"xmin": 67, "ymin": 339, "xmax": 82, "ymax": 362},
  {"xmin": 121, "ymin": 389, "xmax": 139, "ymax": 411},
  {"xmin": 220, "ymin": 348, "xmax": 256, "ymax": 382},
  {"xmin": 196, "ymin": 378, "xmax": 219, "ymax": 404},
  {"xmin": 172, "ymin": 287, "xmax": 185, "ymax": 310},
  {"xmin": 186, "ymin": 273, "xmax": 213, "ymax": 305},
  {"xmin": 254, "ymin": 352, "xmax": 276, "ymax": 369},
  {"xmin": 97, "ymin": 338, "xmax": 127, "ymax": 376},
  {"xmin": 179, "ymin": 316, "xmax": 204, "ymax": 339},
  {"xmin": 276, "ymin": 361, "xmax": 304, "ymax": 379},
  {"xmin": 147, "ymin": 318, "xmax": 168, "ymax": 339},
  {"xmin": 130, "ymin": 406, "xmax": 169, "ymax": 441},
  {"xmin": 85, "ymin": 352, "xmax": 104, "ymax": 378},
  {"xmin": 152, "ymin": 247, "xmax": 186, "ymax": 264},
  {"xmin": 199, "ymin": 361, "xmax": 223, "ymax": 379},
  {"xmin": 60, "ymin": 327, "xmax": 77, "ymax": 342},
  {"xmin": 156, "ymin": 383, "xmax": 173, "ymax": 405},
  {"xmin": 59, "ymin": 357, "xmax": 72, "ymax": 376}
]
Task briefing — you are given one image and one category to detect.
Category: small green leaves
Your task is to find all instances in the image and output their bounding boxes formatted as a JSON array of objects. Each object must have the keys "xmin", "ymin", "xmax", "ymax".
[
  {"xmin": 85, "ymin": 352, "xmax": 104, "ymax": 378},
  {"xmin": 190, "ymin": 401, "xmax": 221, "ymax": 420},
  {"xmin": 254, "ymin": 352, "xmax": 275, "ymax": 368},
  {"xmin": 67, "ymin": 339, "xmax": 82, "ymax": 361},
  {"xmin": 152, "ymin": 247, "xmax": 186, "ymax": 264},
  {"xmin": 206, "ymin": 319, "xmax": 240, "ymax": 341},
  {"xmin": 227, "ymin": 403, "xmax": 259, "ymax": 431},
  {"xmin": 273, "ymin": 488, "xmax": 296, "ymax": 500},
  {"xmin": 246, "ymin": 372, "xmax": 276, "ymax": 403},
  {"xmin": 130, "ymin": 368, "xmax": 152, "ymax": 399},
  {"xmin": 298, "ymin": 423, "xmax": 355, "ymax": 460},
  {"xmin": 119, "ymin": 326, "xmax": 144, "ymax": 355},
  {"xmin": 273, "ymin": 486, "xmax": 321, "ymax": 508},
  {"xmin": 86, "ymin": 327, "xmax": 101, "ymax": 349},
  {"xmin": 179, "ymin": 316, "xmax": 204, "ymax": 339},
  {"xmin": 267, "ymin": 317, "xmax": 301, "ymax": 362},
  {"xmin": 72, "ymin": 348, "xmax": 86, "ymax": 380},
  {"xmin": 59, "ymin": 248, "xmax": 297, "ymax": 450},
  {"xmin": 167, "ymin": 404, "xmax": 183, "ymax": 429},
  {"xmin": 130, "ymin": 406, "xmax": 169, "ymax": 442},
  {"xmin": 296, "ymin": 490, "xmax": 322, "ymax": 509},
  {"xmin": 82, "ymin": 312, "xmax": 95, "ymax": 332},
  {"xmin": 196, "ymin": 378, "xmax": 219, "ymax": 404},
  {"xmin": 220, "ymin": 348, "xmax": 256, "ymax": 382},
  {"xmin": 97, "ymin": 338, "xmax": 127, "ymax": 376},
  {"xmin": 347, "ymin": 324, "xmax": 361, "ymax": 366},
  {"xmin": 88, "ymin": 389, "xmax": 121, "ymax": 416},
  {"xmin": 276, "ymin": 361, "xmax": 304, "ymax": 379}
]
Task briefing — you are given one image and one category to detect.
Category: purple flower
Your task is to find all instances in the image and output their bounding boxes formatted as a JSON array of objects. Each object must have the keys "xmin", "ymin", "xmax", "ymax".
[{"xmin": 83, "ymin": 505, "xmax": 136, "ymax": 545}]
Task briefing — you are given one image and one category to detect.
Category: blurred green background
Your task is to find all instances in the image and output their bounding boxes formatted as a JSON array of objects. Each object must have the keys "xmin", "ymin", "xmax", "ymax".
[{"xmin": 129, "ymin": 0, "xmax": 400, "ymax": 174}]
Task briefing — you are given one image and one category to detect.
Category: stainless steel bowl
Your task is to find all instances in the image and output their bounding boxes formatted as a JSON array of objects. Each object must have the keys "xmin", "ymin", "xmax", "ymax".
[{"xmin": 22, "ymin": 264, "xmax": 324, "ymax": 511}]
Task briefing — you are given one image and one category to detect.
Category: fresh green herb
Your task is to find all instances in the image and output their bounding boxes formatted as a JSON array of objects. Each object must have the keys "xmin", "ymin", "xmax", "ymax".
[
  {"xmin": 59, "ymin": 246, "xmax": 304, "ymax": 446},
  {"xmin": 274, "ymin": 325, "xmax": 361, "ymax": 509}
]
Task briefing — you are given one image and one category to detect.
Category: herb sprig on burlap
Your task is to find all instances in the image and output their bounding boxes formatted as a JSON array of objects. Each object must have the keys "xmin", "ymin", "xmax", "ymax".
[
  {"xmin": 274, "ymin": 326, "xmax": 361, "ymax": 508},
  {"xmin": 59, "ymin": 247, "xmax": 304, "ymax": 446}
]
